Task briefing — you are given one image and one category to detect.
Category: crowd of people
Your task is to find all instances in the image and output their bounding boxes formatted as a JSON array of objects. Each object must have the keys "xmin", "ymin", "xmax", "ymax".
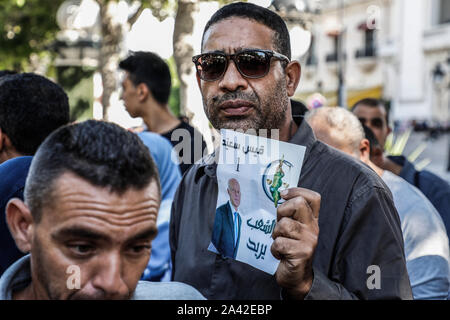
[{"xmin": 0, "ymin": 2, "xmax": 449, "ymax": 300}]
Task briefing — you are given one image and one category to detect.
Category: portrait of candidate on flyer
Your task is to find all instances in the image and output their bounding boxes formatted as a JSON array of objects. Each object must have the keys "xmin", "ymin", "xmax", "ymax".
[{"xmin": 211, "ymin": 178, "xmax": 243, "ymax": 259}]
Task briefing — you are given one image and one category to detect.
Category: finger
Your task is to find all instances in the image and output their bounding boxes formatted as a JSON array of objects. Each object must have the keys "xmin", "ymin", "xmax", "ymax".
[
  {"xmin": 280, "ymin": 187, "xmax": 321, "ymax": 219},
  {"xmin": 271, "ymin": 217, "xmax": 303, "ymax": 240},
  {"xmin": 277, "ymin": 195, "xmax": 313, "ymax": 224},
  {"xmin": 271, "ymin": 234, "xmax": 317, "ymax": 261},
  {"xmin": 270, "ymin": 236, "xmax": 310, "ymax": 261}
]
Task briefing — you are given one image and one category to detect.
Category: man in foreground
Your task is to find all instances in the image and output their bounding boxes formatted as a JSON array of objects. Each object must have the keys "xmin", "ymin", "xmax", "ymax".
[
  {"xmin": 306, "ymin": 106, "xmax": 450, "ymax": 299},
  {"xmin": 0, "ymin": 120, "xmax": 204, "ymax": 300},
  {"xmin": 170, "ymin": 2, "xmax": 412, "ymax": 299}
]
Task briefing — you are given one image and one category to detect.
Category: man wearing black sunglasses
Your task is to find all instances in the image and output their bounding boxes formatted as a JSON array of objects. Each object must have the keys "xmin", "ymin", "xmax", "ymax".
[
  {"xmin": 351, "ymin": 98, "xmax": 391, "ymax": 154},
  {"xmin": 352, "ymin": 98, "xmax": 450, "ymax": 240},
  {"xmin": 170, "ymin": 2, "xmax": 411, "ymax": 300}
]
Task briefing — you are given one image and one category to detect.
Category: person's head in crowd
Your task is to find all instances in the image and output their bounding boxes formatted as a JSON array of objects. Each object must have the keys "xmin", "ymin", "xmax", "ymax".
[
  {"xmin": 306, "ymin": 106, "xmax": 384, "ymax": 175},
  {"xmin": 0, "ymin": 70, "xmax": 17, "ymax": 78},
  {"xmin": 194, "ymin": 1, "xmax": 301, "ymax": 139},
  {"xmin": 0, "ymin": 73, "xmax": 70, "ymax": 164},
  {"xmin": 351, "ymin": 98, "xmax": 391, "ymax": 151},
  {"xmin": 305, "ymin": 106, "xmax": 365, "ymax": 158},
  {"xmin": 119, "ymin": 51, "xmax": 171, "ymax": 118},
  {"xmin": 6, "ymin": 120, "xmax": 161, "ymax": 299}
]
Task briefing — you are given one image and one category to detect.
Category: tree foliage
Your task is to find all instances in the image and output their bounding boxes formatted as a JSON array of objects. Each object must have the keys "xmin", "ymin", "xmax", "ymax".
[{"xmin": 0, "ymin": 0, "xmax": 65, "ymax": 70}]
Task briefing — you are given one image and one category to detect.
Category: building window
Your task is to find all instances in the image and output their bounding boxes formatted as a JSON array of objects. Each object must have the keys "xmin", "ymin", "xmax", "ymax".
[
  {"xmin": 355, "ymin": 22, "xmax": 377, "ymax": 58},
  {"xmin": 306, "ymin": 35, "xmax": 318, "ymax": 66},
  {"xmin": 325, "ymin": 32, "xmax": 345, "ymax": 62},
  {"xmin": 439, "ymin": 0, "xmax": 450, "ymax": 24}
]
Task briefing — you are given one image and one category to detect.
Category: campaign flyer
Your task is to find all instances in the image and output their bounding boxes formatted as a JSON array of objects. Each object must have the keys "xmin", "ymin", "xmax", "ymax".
[{"xmin": 208, "ymin": 129, "xmax": 306, "ymax": 274}]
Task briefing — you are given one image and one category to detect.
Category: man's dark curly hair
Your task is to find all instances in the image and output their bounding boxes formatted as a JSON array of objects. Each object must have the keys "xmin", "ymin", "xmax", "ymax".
[{"xmin": 0, "ymin": 73, "xmax": 70, "ymax": 155}]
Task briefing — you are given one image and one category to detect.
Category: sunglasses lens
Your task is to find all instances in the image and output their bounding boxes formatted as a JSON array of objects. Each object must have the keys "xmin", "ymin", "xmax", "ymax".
[
  {"xmin": 236, "ymin": 51, "xmax": 269, "ymax": 78},
  {"xmin": 371, "ymin": 118, "xmax": 383, "ymax": 128},
  {"xmin": 196, "ymin": 54, "xmax": 227, "ymax": 81}
]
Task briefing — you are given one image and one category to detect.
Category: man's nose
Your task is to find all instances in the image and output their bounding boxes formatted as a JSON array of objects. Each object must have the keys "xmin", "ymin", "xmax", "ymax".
[
  {"xmin": 91, "ymin": 253, "xmax": 129, "ymax": 299},
  {"xmin": 218, "ymin": 60, "xmax": 248, "ymax": 92}
]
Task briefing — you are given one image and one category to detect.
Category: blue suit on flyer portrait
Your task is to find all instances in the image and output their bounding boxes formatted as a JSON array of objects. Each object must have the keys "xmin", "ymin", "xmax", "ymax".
[{"xmin": 211, "ymin": 178, "xmax": 242, "ymax": 259}]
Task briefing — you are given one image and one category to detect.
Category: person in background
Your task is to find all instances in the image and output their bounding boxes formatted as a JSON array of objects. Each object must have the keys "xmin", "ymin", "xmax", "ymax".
[
  {"xmin": 137, "ymin": 131, "xmax": 182, "ymax": 281},
  {"xmin": 352, "ymin": 98, "xmax": 450, "ymax": 238},
  {"xmin": 306, "ymin": 106, "xmax": 450, "ymax": 300},
  {"xmin": 0, "ymin": 73, "xmax": 70, "ymax": 275},
  {"xmin": 119, "ymin": 51, "xmax": 207, "ymax": 175}
]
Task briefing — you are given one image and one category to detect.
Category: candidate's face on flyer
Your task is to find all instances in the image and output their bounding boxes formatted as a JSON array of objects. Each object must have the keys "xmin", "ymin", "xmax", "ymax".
[
  {"xmin": 228, "ymin": 180, "xmax": 241, "ymax": 209},
  {"xmin": 198, "ymin": 17, "xmax": 289, "ymax": 132}
]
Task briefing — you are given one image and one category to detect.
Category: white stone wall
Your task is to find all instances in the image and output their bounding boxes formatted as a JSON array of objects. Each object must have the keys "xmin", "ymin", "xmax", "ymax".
[{"xmin": 296, "ymin": 0, "xmax": 450, "ymax": 123}]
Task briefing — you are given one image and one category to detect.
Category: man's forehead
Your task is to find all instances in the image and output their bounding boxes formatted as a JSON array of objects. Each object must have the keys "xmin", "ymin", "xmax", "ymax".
[
  {"xmin": 354, "ymin": 104, "xmax": 386, "ymax": 117},
  {"xmin": 43, "ymin": 172, "xmax": 160, "ymax": 217},
  {"xmin": 202, "ymin": 17, "xmax": 275, "ymax": 52}
]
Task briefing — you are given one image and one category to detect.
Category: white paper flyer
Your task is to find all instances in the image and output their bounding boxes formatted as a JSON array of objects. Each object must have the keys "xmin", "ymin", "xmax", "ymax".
[{"xmin": 208, "ymin": 129, "xmax": 306, "ymax": 274}]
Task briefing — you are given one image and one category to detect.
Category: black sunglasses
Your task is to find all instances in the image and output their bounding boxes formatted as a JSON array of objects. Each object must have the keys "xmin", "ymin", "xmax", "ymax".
[
  {"xmin": 358, "ymin": 117, "xmax": 385, "ymax": 129},
  {"xmin": 192, "ymin": 49, "xmax": 290, "ymax": 81}
]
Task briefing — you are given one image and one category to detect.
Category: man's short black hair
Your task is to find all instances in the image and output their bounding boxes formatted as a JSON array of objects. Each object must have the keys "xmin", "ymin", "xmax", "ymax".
[
  {"xmin": 0, "ymin": 73, "xmax": 70, "ymax": 155},
  {"xmin": 25, "ymin": 120, "xmax": 161, "ymax": 222},
  {"xmin": 119, "ymin": 51, "xmax": 172, "ymax": 106},
  {"xmin": 202, "ymin": 2, "xmax": 291, "ymax": 60},
  {"xmin": 0, "ymin": 70, "xmax": 16, "ymax": 77},
  {"xmin": 351, "ymin": 98, "xmax": 389, "ymax": 124}
]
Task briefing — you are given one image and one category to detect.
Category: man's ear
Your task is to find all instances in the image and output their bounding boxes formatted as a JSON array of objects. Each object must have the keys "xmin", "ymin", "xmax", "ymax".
[
  {"xmin": 6, "ymin": 198, "xmax": 34, "ymax": 253},
  {"xmin": 137, "ymin": 83, "xmax": 150, "ymax": 103},
  {"xmin": 387, "ymin": 125, "xmax": 392, "ymax": 135},
  {"xmin": 285, "ymin": 61, "xmax": 301, "ymax": 97},
  {"xmin": 0, "ymin": 129, "xmax": 17, "ymax": 162},
  {"xmin": 359, "ymin": 139, "xmax": 371, "ymax": 163}
]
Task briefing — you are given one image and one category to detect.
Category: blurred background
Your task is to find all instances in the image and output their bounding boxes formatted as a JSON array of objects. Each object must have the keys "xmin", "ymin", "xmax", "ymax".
[{"xmin": 0, "ymin": 0, "xmax": 449, "ymax": 181}]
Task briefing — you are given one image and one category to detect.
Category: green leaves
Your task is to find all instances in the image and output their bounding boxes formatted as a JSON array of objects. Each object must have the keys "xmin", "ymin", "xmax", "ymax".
[{"xmin": 0, "ymin": 0, "xmax": 65, "ymax": 70}]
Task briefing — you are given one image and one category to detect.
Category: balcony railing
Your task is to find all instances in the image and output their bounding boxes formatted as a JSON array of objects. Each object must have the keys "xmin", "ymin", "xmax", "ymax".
[
  {"xmin": 325, "ymin": 52, "xmax": 346, "ymax": 62},
  {"xmin": 355, "ymin": 47, "xmax": 377, "ymax": 58}
]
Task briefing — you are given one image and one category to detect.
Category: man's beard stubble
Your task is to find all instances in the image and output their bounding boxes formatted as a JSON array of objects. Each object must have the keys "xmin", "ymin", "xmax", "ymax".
[
  {"xmin": 203, "ymin": 78, "xmax": 288, "ymax": 135},
  {"xmin": 32, "ymin": 236, "xmax": 65, "ymax": 300}
]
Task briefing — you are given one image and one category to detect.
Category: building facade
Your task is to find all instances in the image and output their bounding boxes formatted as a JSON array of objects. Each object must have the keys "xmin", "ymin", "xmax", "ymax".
[{"xmin": 294, "ymin": 0, "xmax": 450, "ymax": 125}]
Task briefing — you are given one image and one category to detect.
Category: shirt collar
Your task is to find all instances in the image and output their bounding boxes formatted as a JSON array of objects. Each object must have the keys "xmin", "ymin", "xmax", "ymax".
[{"xmin": 0, "ymin": 254, "xmax": 32, "ymax": 300}]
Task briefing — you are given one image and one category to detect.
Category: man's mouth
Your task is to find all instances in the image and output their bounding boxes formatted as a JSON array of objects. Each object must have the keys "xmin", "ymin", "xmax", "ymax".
[{"xmin": 219, "ymin": 100, "xmax": 254, "ymax": 116}]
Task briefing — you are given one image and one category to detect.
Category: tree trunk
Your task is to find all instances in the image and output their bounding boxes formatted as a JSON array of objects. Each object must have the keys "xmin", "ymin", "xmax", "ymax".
[
  {"xmin": 97, "ymin": 0, "xmax": 125, "ymax": 120},
  {"xmin": 173, "ymin": 0, "xmax": 214, "ymax": 153}
]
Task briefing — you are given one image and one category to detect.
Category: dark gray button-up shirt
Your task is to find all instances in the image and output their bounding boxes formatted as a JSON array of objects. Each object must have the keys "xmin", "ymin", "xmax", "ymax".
[{"xmin": 170, "ymin": 115, "xmax": 413, "ymax": 300}]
